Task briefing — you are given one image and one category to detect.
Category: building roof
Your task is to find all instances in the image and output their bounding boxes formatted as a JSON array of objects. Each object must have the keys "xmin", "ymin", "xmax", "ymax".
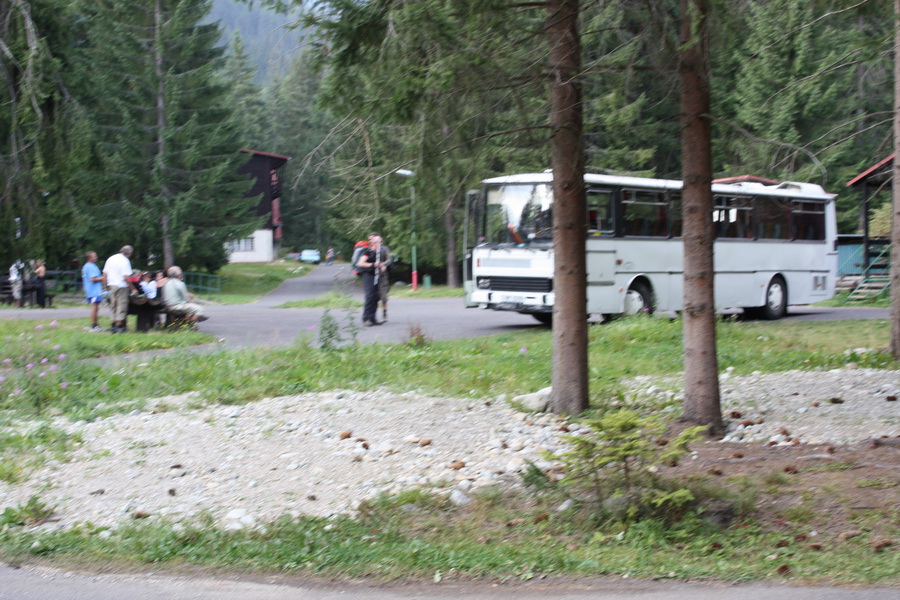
[{"xmin": 846, "ymin": 154, "xmax": 894, "ymax": 188}]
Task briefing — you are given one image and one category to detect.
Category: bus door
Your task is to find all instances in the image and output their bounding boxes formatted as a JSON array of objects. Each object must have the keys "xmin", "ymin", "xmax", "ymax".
[{"xmin": 463, "ymin": 189, "xmax": 479, "ymax": 307}]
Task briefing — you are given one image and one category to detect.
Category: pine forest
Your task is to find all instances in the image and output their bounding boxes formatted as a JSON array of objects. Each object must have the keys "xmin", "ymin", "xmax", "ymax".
[{"xmin": 1, "ymin": 0, "xmax": 895, "ymax": 276}]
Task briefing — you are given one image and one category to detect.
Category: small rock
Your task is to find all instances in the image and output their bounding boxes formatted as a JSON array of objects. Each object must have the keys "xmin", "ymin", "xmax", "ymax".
[
  {"xmin": 556, "ymin": 499, "xmax": 575, "ymax": 512},
  {"xmin": 449, "ymin": 489, "xmax": 472, "ymax": 506}
]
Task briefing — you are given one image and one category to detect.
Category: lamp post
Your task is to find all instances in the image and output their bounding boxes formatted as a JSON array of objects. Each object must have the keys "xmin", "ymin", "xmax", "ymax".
[{"xmin": 393, "ymin": 169, "xmax": 417, "ymax": 291}]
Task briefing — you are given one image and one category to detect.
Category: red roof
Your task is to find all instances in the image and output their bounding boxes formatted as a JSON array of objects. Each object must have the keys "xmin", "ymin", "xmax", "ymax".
[
  {"xmin": 240, "ymin": 148, "xmax": 292, "ymax": 161},
  {"xmin": 846, "ymin": 154, "xmax": 894, "ymax": 187}
]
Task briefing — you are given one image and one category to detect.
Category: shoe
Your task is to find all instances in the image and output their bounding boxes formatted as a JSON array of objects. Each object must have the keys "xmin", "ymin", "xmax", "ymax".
[
  {"xmin": 363, "ymin": 320, "xmax": 375, "ymax": 327},
  {"xmin": 198, "ymin": 315, "xmax": 209, "ymax": 322},
  {"xmin": 87, "ymin": 324, "xmax": 104, "ymax": 333},
  {"xmin": 382, "ymin": 311, "xmax": 388, "ymax": 322},
  {"xmin": 109, "ymin": 326, "xmax": 123, "ymax": 334}
]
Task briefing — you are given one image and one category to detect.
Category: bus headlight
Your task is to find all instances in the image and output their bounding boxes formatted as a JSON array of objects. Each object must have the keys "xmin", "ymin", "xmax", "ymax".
[{"xmin": 477, "ymin": 277, "xmax": 491, "ymax": 289}]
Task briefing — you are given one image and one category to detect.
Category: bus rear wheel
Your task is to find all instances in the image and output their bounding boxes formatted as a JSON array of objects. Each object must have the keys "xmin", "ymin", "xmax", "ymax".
[{"xmin": 746, "ymin": 276, "xmax": 787, "ymax": 320}]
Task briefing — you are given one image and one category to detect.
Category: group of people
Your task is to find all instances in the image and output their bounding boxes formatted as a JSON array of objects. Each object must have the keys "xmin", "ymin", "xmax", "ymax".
[
  {"xmin": 81, "ymin": 245, "xmax": 206, "ymax": 333},
  {"xmin": 354, "ymin": 233, "xmax": 392, "ymax": 326},
  {"xmin": 6, "ymin": 258, "xmax": 48, "ymax": 308}
]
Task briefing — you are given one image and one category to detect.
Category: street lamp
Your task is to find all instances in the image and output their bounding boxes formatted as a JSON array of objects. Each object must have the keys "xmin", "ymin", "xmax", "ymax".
[{"xmin": 393, "ymin": 169, "xmax": 417, "ymax": 291}]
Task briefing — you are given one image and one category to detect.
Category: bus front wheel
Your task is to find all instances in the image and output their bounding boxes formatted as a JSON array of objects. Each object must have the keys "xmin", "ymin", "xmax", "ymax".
[
  {"xmin": 531, "ymin": 313, "xmax": 552, "ymax": 325},
  {"xmin": 623, "ymin": 281, "xmax": 654, "ymax": 317},
  {"xmin": 746, "ymin": 276, "xmax": 787, "ymax": 320}
]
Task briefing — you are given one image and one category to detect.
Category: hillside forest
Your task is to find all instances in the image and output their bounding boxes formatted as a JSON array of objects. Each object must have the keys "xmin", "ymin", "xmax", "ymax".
[{"xmin": 1, "ymin": 0, "xmax": 895, "ymax": 277}]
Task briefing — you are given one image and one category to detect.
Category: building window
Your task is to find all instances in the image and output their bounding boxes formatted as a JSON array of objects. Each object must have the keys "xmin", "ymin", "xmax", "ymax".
[{"xmin": 228, "ymin": 237, "xmax": 255, "ymax": 252}]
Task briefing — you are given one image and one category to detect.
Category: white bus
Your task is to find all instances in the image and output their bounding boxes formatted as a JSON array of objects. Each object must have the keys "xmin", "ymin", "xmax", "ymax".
[{"xmin": 464, "ymin": 172, "xmax": 837, "ymax": 323}]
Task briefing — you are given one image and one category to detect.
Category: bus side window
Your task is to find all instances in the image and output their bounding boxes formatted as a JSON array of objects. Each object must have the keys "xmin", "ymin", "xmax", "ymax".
[
  {"xmin": 791, "ymin": 200, "xmax": 825, "ymax": 241},
  {"xmin": 755, "ymin": 197, "xmax": 790, "ymax": 240},
  {"xmin": 622, "ymin": 190, "xmax": 667, "ymax": 237},
  {"xmin": 587, "ymin": 191, "xmax": 613, "ymax": 234},
  {"xmin": 669, "ymin": 193, "xmax": 682, "ymax": 238},
  {"xmin": 714, "ymin": 196, "xmax": 753, "ymax": 239}
]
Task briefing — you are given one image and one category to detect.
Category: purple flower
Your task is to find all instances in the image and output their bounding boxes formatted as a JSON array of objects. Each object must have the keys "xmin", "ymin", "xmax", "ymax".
[
  {"xmin": 25, "ymin": 363, "xmax": 34, "ymax": 370},
  {"xmin": 49, "ymin": 365, "xmax": 57, "ymax": 372},
  {"xmin": 519, "ymin": 346, "xmax": 527, "ymax": 354},
  {"xmin": 13, "ymin": 388, "xmax": 23, "ymax": 395},
  {"xmin": 60, "ymin": 382, "xmax": 69, "ymax": 390},
  {"xmin": 52, "ymin": 344, "xmax": 60, "ymax": 350},
  {"xmin": 35, "ymin": 324, "xmax": 44, "ymax": 330},
  {"xmin": 58, "ymin": 354, "xmax": 67, "ymax": 360},
  {"xmin": 1, "ymin": 358, "xmax": 10, "ymax": 364},
  {"xmin": 39, "ymin": 372, "xmax": 46, "ymax": 378},
  {"xmin": 41, "ymin": 358, "xmax": 49, "ymax": 364},
  {"xmin": 50, "ymin": 320, "xmax": 58, "ymax": 327},
  {"xmin": 0, "ymin": 376, "xmax": 4, "ymax": 382}
]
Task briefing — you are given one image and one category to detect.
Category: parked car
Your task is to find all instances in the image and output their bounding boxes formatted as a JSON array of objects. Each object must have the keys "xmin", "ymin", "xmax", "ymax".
[{"xmin": 299, "ymin": 249, "xmax": 321, "ymax": 264}]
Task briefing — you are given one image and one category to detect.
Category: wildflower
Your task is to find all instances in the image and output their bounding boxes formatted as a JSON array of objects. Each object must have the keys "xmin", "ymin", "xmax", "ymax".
[
  {"xmin": 39, "ymin": 372, "xmax": 47, "ymax": 378},
  {"xmin": 26, "ymin": 363, "xmax": 34, "ymax": 370},
  {"xmin": 41, "ymin": 358, "xmax": 49, "ymax": 364},
  {"xmin": 0, "ymin": 376, "xmax": 4, "ymax": 382},
  {"xmin": 35, "ymin": 324, "xmax": 44, "ymax": 330},
  {"xmin": 519, "ymin": 346, "xmax": 527, "ymax": 354},
  {"xmin": 49, "ymin": 365, "xmax": 57, "ymax": 372},
  {"xmin": 52, "ymin": 344, "xmax": 60, "ymax": 350},
  {"xmin": 13, "ymin": 388, "xmax": 23, "ymax": 395},
  {"xmin": 50, "ymin": 320, "xmax": 58, "ymax": 327},
  {"xmin": 1, "ymin": 358, "xmax": 10, "ymax": 364},
  {"xmin": 58, "ymin": 354, "xmax": 67, "ymax": 360},
  {"xmin": 60, "ymin": 382, "xmax": 69, "ymax": 390}
]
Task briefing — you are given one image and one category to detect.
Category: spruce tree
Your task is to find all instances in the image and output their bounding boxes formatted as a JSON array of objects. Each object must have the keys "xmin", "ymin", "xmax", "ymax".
[{"xmin": 75, "ymin": 0, "xmax": 260, "ymax": 271}]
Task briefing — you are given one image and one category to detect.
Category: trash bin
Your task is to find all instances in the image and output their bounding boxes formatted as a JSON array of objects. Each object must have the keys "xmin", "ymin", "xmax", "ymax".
[{"xmin": 423, "ymin": 274, "xmax": 432, "ymax": 290}]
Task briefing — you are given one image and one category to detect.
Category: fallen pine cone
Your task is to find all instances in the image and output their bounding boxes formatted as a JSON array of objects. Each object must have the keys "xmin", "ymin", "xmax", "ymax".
[
  {"xmin": 783, "ymin": 465, "xmax": 798, "ymax": 474},
  {"xmin": 449, "ymin": 460, "xmax": 466, "ymax": 470},
  {"xmin": 339, "ymin": 430, "xmax": 352, "ymax": 440}
]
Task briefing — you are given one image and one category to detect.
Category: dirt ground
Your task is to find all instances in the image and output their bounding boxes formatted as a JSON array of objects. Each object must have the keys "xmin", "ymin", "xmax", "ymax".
[{"xmin": 665, "ymin": 437, "xmax": 900, "ymax": 540}]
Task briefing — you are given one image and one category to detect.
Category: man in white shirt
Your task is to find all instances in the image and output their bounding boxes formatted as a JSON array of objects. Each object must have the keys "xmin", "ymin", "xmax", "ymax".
[{"xmin": 102, "ymin": 245, "xmax": 134, "ymax": 333}]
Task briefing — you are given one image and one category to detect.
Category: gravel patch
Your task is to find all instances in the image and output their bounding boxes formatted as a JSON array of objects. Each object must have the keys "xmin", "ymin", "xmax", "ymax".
[{"xmin": 1, "ymin": 367, "xmax": 897, "ymax": 533}]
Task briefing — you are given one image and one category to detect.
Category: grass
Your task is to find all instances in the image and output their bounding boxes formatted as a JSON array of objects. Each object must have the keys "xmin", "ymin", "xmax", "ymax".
[
  {"xmin": 0, "ymin": 315, "xmax": 897, "ymax": 583},
  {"xmin": 814, "ymin": 290, "xmax": 890, "ymax": 308},
  {"xmin": 0, "ymin": 488, "xmax": 897, "ymax": 584}
]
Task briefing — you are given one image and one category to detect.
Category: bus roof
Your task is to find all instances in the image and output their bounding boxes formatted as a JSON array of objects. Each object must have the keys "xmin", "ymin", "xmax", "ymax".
[{"xmin": 481, "ymin": 173, "xmax": 835, "ymax": 201}]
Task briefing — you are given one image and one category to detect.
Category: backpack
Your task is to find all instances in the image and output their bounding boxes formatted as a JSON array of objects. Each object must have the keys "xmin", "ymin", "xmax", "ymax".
[{"xmin": 351, "ymin": 241, "xmax": 369, "ymax": 275}]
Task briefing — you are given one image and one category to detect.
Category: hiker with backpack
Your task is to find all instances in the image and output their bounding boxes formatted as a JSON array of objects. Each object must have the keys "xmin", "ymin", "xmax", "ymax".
[{"xmin": 354, "ymin": 234, "xmax": 382, "ymax": 326}]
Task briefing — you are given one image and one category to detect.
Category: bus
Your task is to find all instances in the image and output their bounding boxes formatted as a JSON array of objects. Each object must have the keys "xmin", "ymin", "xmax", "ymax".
[{"xmin": 464, "ymin": 172, "xmax": 837, "ymax": 323}]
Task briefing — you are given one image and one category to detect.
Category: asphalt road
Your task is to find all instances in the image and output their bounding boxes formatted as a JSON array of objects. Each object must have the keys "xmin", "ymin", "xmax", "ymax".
[
  {"xmin": 0, "ymin": 264, "xmax": 890, "ymax": 350},
  {"xmin": 1, "ymin": 564, "xmax": 898, "ymax": 600}
]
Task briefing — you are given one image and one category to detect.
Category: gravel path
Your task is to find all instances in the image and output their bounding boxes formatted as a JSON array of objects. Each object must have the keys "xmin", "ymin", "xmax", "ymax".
[{"xmin": 1, "ymin": 367, "xmax": 897, "ymax": 532}]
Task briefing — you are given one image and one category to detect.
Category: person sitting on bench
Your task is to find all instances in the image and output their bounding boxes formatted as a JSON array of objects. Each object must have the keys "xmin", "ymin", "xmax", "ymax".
[{"xmin": 162, "ymin": 266, "xmax": 207, "ymax": 326}]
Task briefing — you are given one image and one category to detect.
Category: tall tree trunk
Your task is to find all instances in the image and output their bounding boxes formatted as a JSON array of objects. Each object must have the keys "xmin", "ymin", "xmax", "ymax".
[
  {"xmin": 547, "ymin": 0, "xmax": 588, "ymax": 415},
  {"xmin": 679, "ymin": 0, "xmax": 723, "ymax": 434},
  {"xmin": 155, "ymin": 0, "xmax": 174, "ymax": 269},
  {"xmin": 891, "ymin": 0, "xmax": 900, "ymax": 358}
]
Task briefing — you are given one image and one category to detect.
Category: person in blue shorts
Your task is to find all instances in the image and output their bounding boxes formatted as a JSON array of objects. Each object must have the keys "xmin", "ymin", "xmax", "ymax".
[{"xmin": 82, "ymin": 251, "xmax": 105, "ymax": 332}]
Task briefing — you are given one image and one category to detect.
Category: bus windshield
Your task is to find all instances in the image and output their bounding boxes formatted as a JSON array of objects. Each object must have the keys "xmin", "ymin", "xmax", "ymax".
[{"xmin": 479, "ymin": 183, "xmax": 553, "ymax": 246}]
